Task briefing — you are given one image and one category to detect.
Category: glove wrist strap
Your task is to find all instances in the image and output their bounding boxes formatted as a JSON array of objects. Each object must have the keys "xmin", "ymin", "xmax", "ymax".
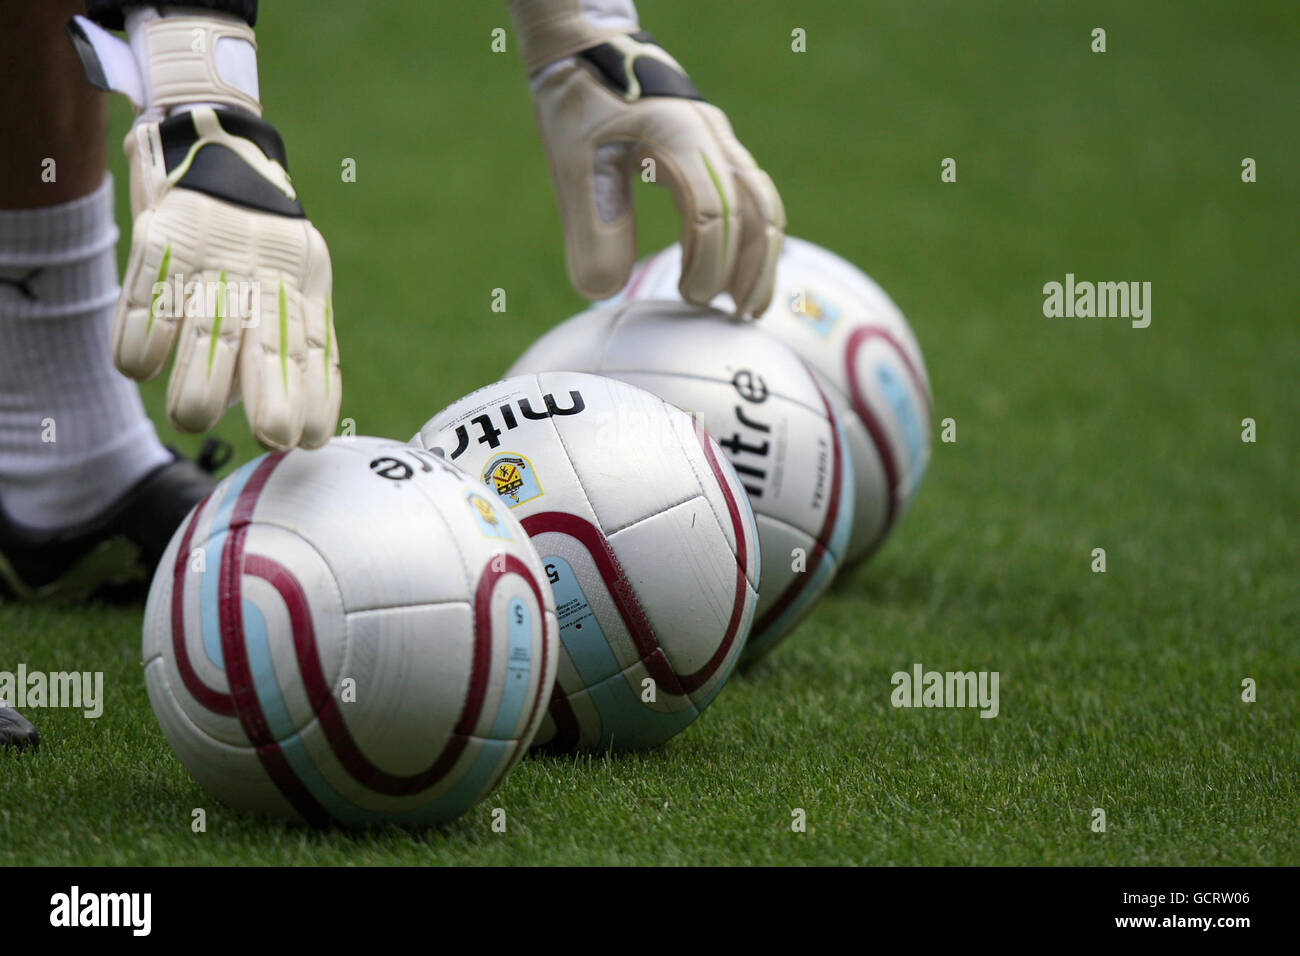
[
  {"xmin": 508, "ymin": 0, "xmax": 639, "ymax": 76},
  {"xmin": 68, "ymin": 9, "xmax": 261, "ymax": 119},
  {"xmin": 136, "ymin": 13, "xmax": 261, "ymax": 117}
]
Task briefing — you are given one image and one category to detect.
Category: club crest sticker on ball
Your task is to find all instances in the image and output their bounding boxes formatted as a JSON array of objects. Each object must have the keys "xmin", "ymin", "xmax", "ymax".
[
  {"xmin": 507, "ymin": 303, "xmax": 854, "ymax": 662},
  {"xmin": 611, "ymin": 235, "xmax": 932, "ymax": 564},
  {"xmin": 141, "ymin": 436, "xmax": 558, "ymax": 826},
  {"xmin": 413, "ymin": 372, "xmax": 759, "ymax": 752}
]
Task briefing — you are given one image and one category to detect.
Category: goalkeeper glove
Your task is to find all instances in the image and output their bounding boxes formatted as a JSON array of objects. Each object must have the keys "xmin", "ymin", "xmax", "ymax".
[
  {"xmin": 68, "ymin": 6, "xmax": 339, "ymax": 451},
  {"xmin": 509, "ymin": 0, "xmax": 785, "ymax": 317}
]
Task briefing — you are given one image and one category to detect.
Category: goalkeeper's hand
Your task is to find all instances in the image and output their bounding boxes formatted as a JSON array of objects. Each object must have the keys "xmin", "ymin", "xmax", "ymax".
[
  {"xmin": 510, "ymin": 1, "xmax": 785, "ymax": 318},
  {"xmin": 68, "ymin": 8, "xmax": 339, "ymax": 451}
]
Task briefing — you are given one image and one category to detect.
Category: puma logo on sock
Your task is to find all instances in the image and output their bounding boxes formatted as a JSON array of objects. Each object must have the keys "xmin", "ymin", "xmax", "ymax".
[{"xmin": 0, "ymin": 268, "xmax": 42, "ymax": 302}]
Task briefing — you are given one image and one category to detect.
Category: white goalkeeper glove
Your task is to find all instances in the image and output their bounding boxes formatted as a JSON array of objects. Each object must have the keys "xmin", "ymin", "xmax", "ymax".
[
  {"xmin": 68, "ymin": 7, "xmax": 339, "ymax": 451},
  {"xmin": 509, "ymin": 0, "xmax": 785, "ymax": 317}
]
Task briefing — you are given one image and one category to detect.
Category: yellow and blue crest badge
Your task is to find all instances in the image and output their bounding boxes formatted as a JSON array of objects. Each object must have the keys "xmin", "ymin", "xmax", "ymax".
[
  {"xmin": 465, "ymin": 489, "xmax": 513, "ymax": 540},
  {"xmin": 482, "ymin": 453, "xmax": 543, "ymax": 508},
  {"xmin": 787, "ymin": 288, "xmax": 840, "ymax": 338}
]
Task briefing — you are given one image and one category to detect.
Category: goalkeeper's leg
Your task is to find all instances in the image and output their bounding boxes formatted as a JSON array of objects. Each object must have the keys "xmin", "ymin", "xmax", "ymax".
[
  {"xmin": 0, "ymin": 2, "xmax": 223, "ymax": 744},
  {"xmin": 1, "ymin": 2, "xmax": 172, "ymax": 538}
]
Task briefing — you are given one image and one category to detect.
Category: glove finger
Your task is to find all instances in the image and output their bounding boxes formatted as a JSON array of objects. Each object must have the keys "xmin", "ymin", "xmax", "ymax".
[
  {"xmin": 700, "ymin": 106, "xmax": 785, "ymax": 316},
  {"xmin": 165, "ymin": 268, "xmax": 242, "ymax": 434},
  {"xmin": 113, "ymin": 207, "xmax": 186, "ymax": 380},
  {"xmin": 299, "ymin": 225, "xmax": 341, "ymax": 449},
  {"xmin": 644, "ymin": 102, "xmax": 742, "ymax": 306},
  {"xmin": 726, "ymin": 160, "xmax": 784, "ymax": 318},
  {"xmin": 239, "ymin": 272, "xmax": 307, "ymax": 452}
]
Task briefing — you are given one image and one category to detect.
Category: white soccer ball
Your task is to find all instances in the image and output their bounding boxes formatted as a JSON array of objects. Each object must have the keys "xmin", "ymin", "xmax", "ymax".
[
  {"xmin": 142, "ymin": 436, "xmax": 558, "ymax": 826},
  {"xmin": 506, "ymin": 303, "xmax": 853, "ymax": 662},
  {"xmin": 412, "ymin": 372, "xmax": 758, "ymax": 751},
  {"xmin": 609, "ymin": 236, "xmax": 932, "ymax": 564}
]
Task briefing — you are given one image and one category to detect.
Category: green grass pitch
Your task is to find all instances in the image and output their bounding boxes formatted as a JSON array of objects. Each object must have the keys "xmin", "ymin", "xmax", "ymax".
[{"xmin": 2, "ymin": 0, "xmax": 1297, "ymax": 865}]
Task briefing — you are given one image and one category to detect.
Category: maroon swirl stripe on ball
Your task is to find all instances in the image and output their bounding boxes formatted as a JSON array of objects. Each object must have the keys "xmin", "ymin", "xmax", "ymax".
[
  {"xmin": 221, "ymin": 542, "xmax": 548, "ymax": 819},
  {"xmin": 219, "ymin": 529, "xmax": 332, "ymax": 825},
  {"xmin": 477, "ymin": 557, "xmax": 553, "ymax": 795},
  {"xmin": 529, "ymin": 409, "xmax": 756, "ymax": 751},
  {"xmin": 520, "ymin": 511, "xmax": 685, "ymax": 699},
  {"xmin": 491, "ymin": 555, "xmax": 553, "ymax": 745},
  {"xmin": 752, "ymin": 378, "xmax": 845, "ymax": 639},
  {"xmin": 521, "ymin": 429, "xmax": 750, "ymax": 699},
  {"xmin": 843, "ymin": 326, "xmax": 930, "ymax": 549},
  {"xmin": 689, "ymin": 418, "xmax": 752, "ymax": 688},
  {"xmin": 170, "ymin": 497, "xmax": 235, "ymax": 717},
  {"xmin": 168, "ymin": 453, "xmax": 285, "ymax": 718}
]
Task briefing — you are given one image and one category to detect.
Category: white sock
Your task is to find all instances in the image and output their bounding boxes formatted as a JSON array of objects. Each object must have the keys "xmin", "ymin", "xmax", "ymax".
[{"xmin": 0, "ymin": 174, "xmax": 171, "ymax": 531}]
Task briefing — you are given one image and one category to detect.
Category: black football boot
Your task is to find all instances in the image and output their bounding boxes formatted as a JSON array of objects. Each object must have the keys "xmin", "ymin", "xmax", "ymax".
[
  {"xmin": 0, "ymin": 438, "xmax": 231, "ymax": 604},
  {"xmin": 0, "ymin": 706, "xmax": 39, "ymax": 751},
  {"xmin": 0, "ymin": 438, "xmax": 231, "ymax": 750}
]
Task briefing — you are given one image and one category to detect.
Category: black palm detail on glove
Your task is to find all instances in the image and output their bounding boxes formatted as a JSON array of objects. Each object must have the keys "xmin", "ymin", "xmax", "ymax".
[
  {"xmin": 159, "ymin": 109, "xmax": 305, "ymax": 218},
  {"xmin": 577, "ymin": 32, "xmax": 705, "ymax": 102}
]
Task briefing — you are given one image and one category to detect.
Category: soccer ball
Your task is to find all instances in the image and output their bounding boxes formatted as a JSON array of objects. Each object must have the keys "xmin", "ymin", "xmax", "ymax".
[
  {"xmin": 142, "ymin": 436, "xmax": 558, "ymax": 826},
  {"xmin": 610, "ymin": 236, "xmax": 932, "ymax": 564},
  {"xmin": 506, "ymin": 302, "xmax": 853, "ymax": 662},
  {"xmin": 412, "ymin": 372, "xmax": 758, "ymax": 751}
]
